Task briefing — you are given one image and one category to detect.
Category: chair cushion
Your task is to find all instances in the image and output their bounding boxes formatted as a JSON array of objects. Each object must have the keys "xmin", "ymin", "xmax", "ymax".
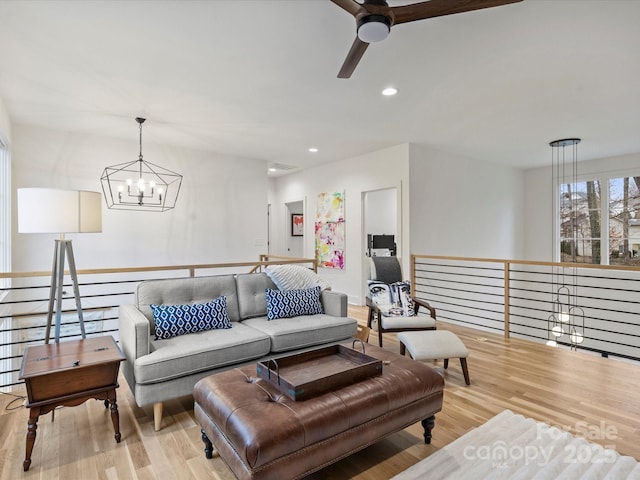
[
  {"xmin": 368, "ymin": 280, "xmax": 415, "ymax": 316},
  {"xmin": 379, "ymin": 314, "xmax": 436, "ymax": 330},
  {"xmin": 265, "ymin": 286, "xmax": 323, "ymax": 320},
  {"xmin": 150, "ymin": 296, "xmax": 232, "ymax": 340}
]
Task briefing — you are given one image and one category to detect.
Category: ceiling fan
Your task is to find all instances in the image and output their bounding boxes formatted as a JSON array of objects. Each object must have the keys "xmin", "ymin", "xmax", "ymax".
[{"xmin": 331, "ymin": 0, "xmax": 523, "ymax": 78}]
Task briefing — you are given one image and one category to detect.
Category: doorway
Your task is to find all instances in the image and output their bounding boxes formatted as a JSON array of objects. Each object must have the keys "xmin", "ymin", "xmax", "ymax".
[
  {"xmin": 285, "ymin": 200, "xmax": 304, "ymax": 257},
  {"xmin": 362, "ymin": 187, "xmax": 398, "ymax": 303},
  {"xmin": 363, "ymin": 188, "xmax": 398, "ymax": 254}
]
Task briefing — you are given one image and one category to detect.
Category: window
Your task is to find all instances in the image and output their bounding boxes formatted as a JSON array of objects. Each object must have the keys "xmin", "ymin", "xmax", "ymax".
[
  {"xmin": 559, "ymin": 175, "xmax": 640, "ymax": 265},
  {"xmin": 609, "ymin": 176, "xmax": 640, "ymax": 265}
]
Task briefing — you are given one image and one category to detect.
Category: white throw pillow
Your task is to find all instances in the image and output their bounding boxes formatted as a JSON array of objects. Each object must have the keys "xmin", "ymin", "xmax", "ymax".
[{"xmin": 265, "ymin": 265, "xmax": 331, "ymax": 291}]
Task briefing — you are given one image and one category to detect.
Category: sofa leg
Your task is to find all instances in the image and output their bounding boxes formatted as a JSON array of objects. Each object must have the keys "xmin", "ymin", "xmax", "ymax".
[{"xmin": 153, "ymin": 402, "xmax": 163, "ymax": 431}]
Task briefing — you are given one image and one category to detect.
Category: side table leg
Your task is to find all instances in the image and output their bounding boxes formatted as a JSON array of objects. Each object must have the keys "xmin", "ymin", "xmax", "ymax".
[
  {"xmin": 421, "ymin": 415, "xmax": 436, "ymax": 444},
  {"xmin": 23, "ymin": 408, "xmax": 40, "ymax": 471},
  {"xmin": 109, "ymin": 391, "xmax": 121, "ymax": 443},
  {"xmin": 201, "ymin": 429, "xmax": 214, "ymax": 459}
]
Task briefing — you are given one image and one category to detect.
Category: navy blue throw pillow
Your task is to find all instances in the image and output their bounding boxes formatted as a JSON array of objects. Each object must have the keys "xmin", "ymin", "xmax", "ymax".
[
  {"xmin": 265, "ymin": 286, "xmax": 323, "ymax": 320},
  {"xmin": 150, "ymin": 295, "xmax": 232, "ymax": 340}
]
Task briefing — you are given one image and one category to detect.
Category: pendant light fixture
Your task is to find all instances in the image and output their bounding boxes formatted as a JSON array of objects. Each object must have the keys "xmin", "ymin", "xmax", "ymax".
[
  {"xmin": 547, "ymin": 138, "xmax": 585, "ymax": 350},
  {"xmin": 101, "ymin": 117, "xmax": 182, "ymax": 211}
]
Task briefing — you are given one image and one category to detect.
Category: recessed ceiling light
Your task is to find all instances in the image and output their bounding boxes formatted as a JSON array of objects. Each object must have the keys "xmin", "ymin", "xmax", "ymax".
[
  {"xmin": 308, "ymin": 147, "xmax": 318, "ymax": 153},
  {"xmin": 382, "ymin": 87, "xmax": 398, "ymax": 96},
  {"xmin": 268, "ymin": 167, "xmax": 277, "ymax": 172}
]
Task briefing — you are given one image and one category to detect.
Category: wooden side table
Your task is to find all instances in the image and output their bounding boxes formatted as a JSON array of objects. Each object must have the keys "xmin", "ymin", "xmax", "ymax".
[{"xmin": 19, "ymin": 335, "xmax": 125, "ymax": 471}]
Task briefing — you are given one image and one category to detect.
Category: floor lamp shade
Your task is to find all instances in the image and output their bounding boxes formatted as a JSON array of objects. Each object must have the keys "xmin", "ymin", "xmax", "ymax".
[{"xmin": 18, "ymin": 188, "xmax": 102, "ymax": 234}]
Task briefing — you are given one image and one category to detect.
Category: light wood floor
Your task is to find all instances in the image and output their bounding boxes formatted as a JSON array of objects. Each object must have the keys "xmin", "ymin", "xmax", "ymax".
[{"xmin": 2, "ymin": 306, "xmax": 639, "ymax": 479}]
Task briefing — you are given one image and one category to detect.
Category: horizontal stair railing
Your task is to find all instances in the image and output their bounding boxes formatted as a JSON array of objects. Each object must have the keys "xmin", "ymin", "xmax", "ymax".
[
  {"xmin": 411, "ymin": 254, "xmax": 640, "ymax": 361},
  {"xmin": 0, "ymin": 256, "xmax": 317, "ymax": 391}
]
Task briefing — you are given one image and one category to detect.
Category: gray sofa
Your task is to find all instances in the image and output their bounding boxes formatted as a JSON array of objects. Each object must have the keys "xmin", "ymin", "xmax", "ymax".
[{"xmin": 118, "ymin": 272, "xmax": 357, "ymax": 430}]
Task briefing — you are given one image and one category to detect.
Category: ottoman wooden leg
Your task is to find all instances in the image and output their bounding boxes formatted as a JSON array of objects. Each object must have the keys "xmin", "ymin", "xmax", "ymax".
[
  {"xmin": 444, "ymin": 358, "xmax": 449, "ymax": 369},
  {"xmin": 421, "ymin": 415, "xmax": 436, "ymax": 444},
  {"xmin": 201, "ymin": 429, "xmax": 214, "ymax": 459},
  {"xmin": 460, "ymin": 358, "xmax": 470, "ymax": 385}
]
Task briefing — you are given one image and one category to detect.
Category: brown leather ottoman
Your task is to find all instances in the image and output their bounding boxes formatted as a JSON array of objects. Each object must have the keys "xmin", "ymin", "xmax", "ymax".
[{"xmin": 193, "ymin": 343, "xmax": 444, "ymax": 480}]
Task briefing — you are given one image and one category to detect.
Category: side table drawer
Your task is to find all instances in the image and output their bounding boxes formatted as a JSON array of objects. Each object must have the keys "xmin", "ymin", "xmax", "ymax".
[{"xmin": 26, "ymin": 363, "xmax": 120, "ymax": 404}]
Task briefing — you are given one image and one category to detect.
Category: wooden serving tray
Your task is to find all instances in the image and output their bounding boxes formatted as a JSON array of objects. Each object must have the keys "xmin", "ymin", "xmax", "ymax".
[{"xmin": 256, "ymin": 344, "xmax": 382, "ymax": 401}]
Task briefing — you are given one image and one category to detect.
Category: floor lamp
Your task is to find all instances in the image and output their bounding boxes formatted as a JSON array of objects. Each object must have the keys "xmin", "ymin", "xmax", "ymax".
[{"xmin": 17, "ymin": 188, "xmax": 102, "ymax": 343}]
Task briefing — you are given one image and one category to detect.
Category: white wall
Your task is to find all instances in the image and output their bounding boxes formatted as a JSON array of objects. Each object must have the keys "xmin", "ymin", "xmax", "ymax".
[
  {"xmin": 11, "ymin": 124, "xmax": 268, "ymax": 271},
  {"xmin": 523, "ymin": 150, "xmax": 640, "ymax": 261},
  {"xmin": 409, "ymin": 144, "xmax": 525, "ymax": 259},
  {"xmin": 270, "ymin": 142, "xmax": 528, "ymax": 303},
  {"xmin": 270, "ymin": 144, "xmax": 410, "ymax": 304}
]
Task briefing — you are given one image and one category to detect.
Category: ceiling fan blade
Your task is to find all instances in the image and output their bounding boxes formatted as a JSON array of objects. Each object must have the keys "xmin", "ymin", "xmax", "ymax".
[
  {"xmin": 392, "ymin": 0, "xmax": 523, "ymax": 25},
  {"xmin": 338, "ymin": 36, "xmax": 369, "ymax": 78},
  {"xmin": 330, "ymin": 0, "xmax": 365, "ymax": 17}
]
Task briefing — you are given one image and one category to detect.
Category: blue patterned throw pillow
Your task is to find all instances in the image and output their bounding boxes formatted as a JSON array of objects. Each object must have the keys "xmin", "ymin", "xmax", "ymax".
[
  {"xmin": 150, "ymin": 295, "xmax": 232, "ymax": 340},
  {"xmin": 265, "ymin": 286, "xmax": 324, "ymax": 320}
]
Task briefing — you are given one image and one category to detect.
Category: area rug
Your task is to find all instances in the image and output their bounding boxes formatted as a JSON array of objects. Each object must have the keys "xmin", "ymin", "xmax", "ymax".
[{"xmin": 392, "ymin": 410, "xmax": 640, "ymax": 479}]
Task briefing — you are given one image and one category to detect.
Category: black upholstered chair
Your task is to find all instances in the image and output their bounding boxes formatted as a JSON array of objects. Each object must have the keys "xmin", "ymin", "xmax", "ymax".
[{"xmin": 366, "ymin": 256, "xmax": 436, "ymax": 347}]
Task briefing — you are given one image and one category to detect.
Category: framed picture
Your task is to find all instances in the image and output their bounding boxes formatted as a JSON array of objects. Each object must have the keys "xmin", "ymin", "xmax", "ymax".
[{"xmin": 291, "ymin": 214, "xmax": 304, "ymax": 236}]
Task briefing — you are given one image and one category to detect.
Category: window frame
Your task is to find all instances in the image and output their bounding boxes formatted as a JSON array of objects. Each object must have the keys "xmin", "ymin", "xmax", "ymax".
[{"xmin": 556, "ymin": 168, "xmax": 640, "ymax": 265}]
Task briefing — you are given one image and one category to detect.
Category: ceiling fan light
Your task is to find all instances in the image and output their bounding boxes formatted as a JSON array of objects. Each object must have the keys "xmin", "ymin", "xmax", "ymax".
[{"xmin": 357, "ymin": 14, "xmax": 391, "ymax": 43}]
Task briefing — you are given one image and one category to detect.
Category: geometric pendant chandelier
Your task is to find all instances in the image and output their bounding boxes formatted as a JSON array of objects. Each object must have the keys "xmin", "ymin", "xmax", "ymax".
[
  {"xmin": 100, "ymin": 117, "xmax": 183, "ymax": 211},
  {"xmin": 546, "ymin": 137, "xmax": 585, "ymax": 350}
]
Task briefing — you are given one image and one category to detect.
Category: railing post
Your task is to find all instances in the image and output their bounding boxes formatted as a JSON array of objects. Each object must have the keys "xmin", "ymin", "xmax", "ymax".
[
  {"xmin": 411, "ymin": 254, "xmax": 416, "ymax": 293},
  {"xmin": 504, "ymin": 260, "xmax": 510, "ymax": 339}
]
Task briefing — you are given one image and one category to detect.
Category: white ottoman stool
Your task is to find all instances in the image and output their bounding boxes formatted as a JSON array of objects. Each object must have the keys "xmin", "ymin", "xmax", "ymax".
[{"xmin": 397, "ymin": 330, "xmax": 470, "ymax": 385}]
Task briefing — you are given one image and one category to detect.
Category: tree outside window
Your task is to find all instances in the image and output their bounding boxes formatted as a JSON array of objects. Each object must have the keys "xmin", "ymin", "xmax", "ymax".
[
  {"xmin": 559, "ymin": 176, "xmax": 640, "ymax": 265},
  {"xmin": 609, "ymin": 176, "xmax": 640, "ymax": 265}
]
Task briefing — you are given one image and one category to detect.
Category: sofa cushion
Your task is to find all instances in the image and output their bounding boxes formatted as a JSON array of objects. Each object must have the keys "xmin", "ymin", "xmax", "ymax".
[
  {"xmin": 235, "ymin": 273, "xmax": 277, "ymax": 320},
  {"xmin": 241, "ymin": 314, "xmax": 357, "ymax": 353},
  {"xmin": 265, "ymin": 286, "xmax": 323, "ymax": 320},
  {"xmin": 136, "ymin": 275, "xmax": 240, "ymax": 335},
  {"xmin": 150, "ymin": 296, "xmax": 232, "ymax": 340},
  {"xmin": 134, "ymin": 322, "xmax": 271, "ymax": 385}
]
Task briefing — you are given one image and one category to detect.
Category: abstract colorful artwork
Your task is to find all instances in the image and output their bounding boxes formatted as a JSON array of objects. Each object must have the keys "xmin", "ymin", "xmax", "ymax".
[
  {"xmin": 316, "ymin": 192, "xmax": 345, "ymax": 223},
  {"xmin": 315, "ymin": 192, "xmax": 345, "ymax": 269}
]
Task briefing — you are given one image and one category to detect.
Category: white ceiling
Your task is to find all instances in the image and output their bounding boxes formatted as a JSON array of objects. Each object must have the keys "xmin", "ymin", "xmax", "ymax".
[{"xmin": 1, "ymin": 0, "xmax": 639, "ymax": 175}]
